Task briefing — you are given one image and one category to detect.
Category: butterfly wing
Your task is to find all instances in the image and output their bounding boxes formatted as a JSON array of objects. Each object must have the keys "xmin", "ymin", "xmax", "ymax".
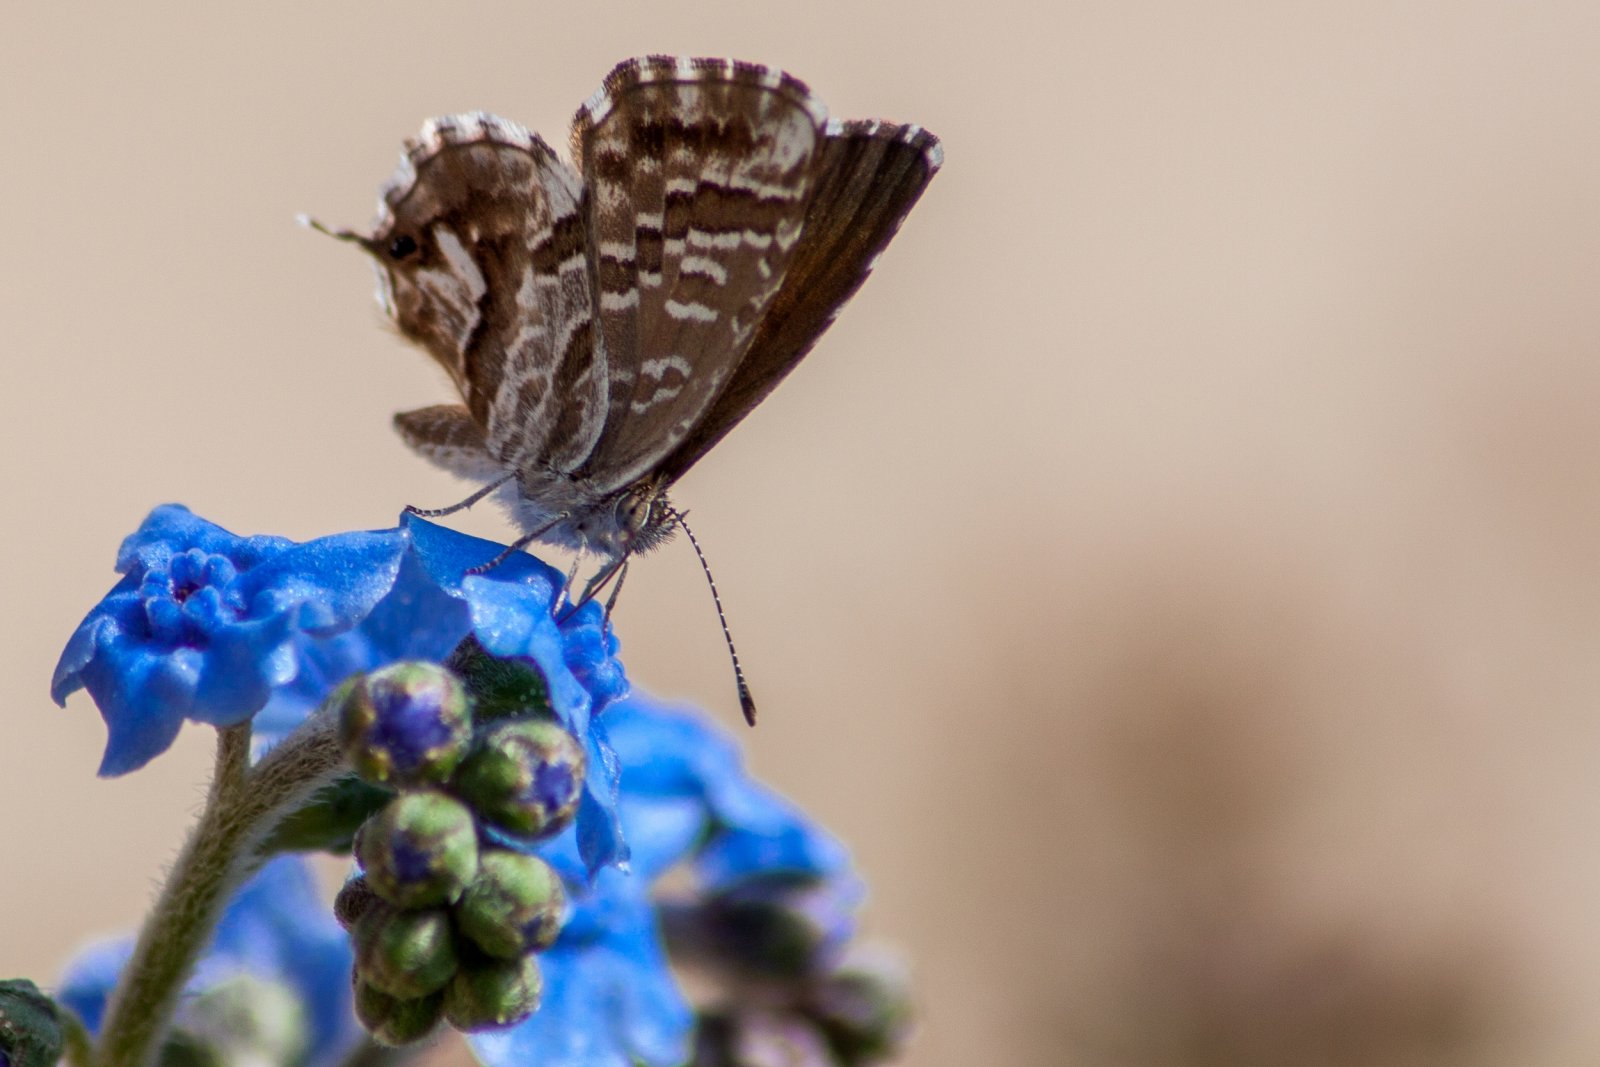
[
  {"xmin": 370, "ymin": 113, "xmax": 606, "ymax": 476},
  {"xmin": 654, "ymin": 120, "xmax": 943, "ymax": 484},
  {"xmin": 569, "ymin": 57, "xmax": 829, "ymax": 494},
  {"xmin": 393, "ymin": 404, "xmax": 505, "ymax": 480}
]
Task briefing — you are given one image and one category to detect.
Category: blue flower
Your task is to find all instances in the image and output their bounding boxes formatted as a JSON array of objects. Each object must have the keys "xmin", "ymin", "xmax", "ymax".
[
  {"xmin": 54, "ymin": 508, "xmax": 632, "ymax": 870},
  {"xmin": 254, "ymin": 513, "xmax": 633, "ymax": 873},
  {"xmin": 468, "ymin": 693, "xmax": 861, "ymax": 1067},
  {"xmin": 58, "ymin": 857, "xmax": 362, "ymax": 1067},
  {"xmin": 51, "ymin": 506, "xmax": 406, "ymax": 775}
]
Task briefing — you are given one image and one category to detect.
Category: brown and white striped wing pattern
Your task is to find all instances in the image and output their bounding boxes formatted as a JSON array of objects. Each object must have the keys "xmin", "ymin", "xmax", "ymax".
[
  {"xmin": 657, "ymin": 119, "xmax": 943, "ymax": 483},
  {"xmin": 570, "ymin": 57, "xmax": 830, "ymax": 494},
  {"xmin": 371, "ymin": 113, "xmax": 606, "ymax": 475}
]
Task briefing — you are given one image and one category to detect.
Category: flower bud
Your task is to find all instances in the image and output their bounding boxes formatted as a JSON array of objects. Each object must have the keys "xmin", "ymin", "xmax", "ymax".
[
  {"xmin": 693, "ymin": 1010, "xmax": 836, "ymax": 1067},
  {"xmin": 171, "ymin": 974, "xmax": 307, "ymax": 1067},
  {"xmin": 454, "ymin": 850, "xmax": 567, "ymax": 959},
  {"xmin": 451, "ymin": 719, "xmax": 585, "ymax": 838},
  {"xmin": 333, "ymin": 875, "xmax": 381, "ymax": 931},
  {"xmin": 352, "ymin": 977, "xmax": 443, "ymax": 1048},
  {"xmin": 808, "ymin": 950, "xmax": 914, "ymax": 1063},
  {"xmin": 336, "ymin": 662, "xmax": 473, "ymax": 787},
  {"xmin": 353, "ymin": 906, "xmax": 459, "ymax": 1000},
  {"xmin": 356, "ymin": 790, "xmax": 480, "ymax": 908},
  {"xmin": 0, "ymin": 980, "xmax": 63, "ymax": 1067},
  {"xmin": 666, "ymin": 878, "xmax": 856, "ymax": 980},
  {"xmin": 442, "ymin": 954, "xmax": 542, "ymax": 1032}
]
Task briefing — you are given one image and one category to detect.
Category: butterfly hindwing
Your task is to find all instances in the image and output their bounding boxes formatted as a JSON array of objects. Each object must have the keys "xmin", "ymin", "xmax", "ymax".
[
  {"xmin": 656, "ymin": 120, "xmax": 943, "ymax": 483},
  {"xmin": 570, "ymin": 57, "xmax": 829, "ymax": 493},
  {"xmin": 393, "ymin": 404, "xmax": 505, "ymax": 480},
  {"xmin": 373, "ymin": 114, "xmax": 605, "ymax": 476}
]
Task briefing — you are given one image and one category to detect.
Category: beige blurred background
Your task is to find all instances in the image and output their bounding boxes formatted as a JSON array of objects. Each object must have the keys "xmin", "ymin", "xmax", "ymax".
[{"xmin": 6, "ymin": 2, "xmax": 1600, "ymax": 1065}]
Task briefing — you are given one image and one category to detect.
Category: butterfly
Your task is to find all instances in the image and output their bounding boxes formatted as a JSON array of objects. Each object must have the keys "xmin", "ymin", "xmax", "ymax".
[{"xmin": 309, "ymin": 57, "xmax": 940, "ymax": 719}]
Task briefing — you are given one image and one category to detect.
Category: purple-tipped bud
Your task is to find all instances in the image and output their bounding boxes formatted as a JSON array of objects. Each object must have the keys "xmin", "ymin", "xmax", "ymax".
[
  {"xmin": 356, "ymin": 791, "xmax": 480, "ymax": 908},
  {"xmin": 337, "ymin": 662, "xmax": 473, "ymax": 788},
  {"xmin": 442, "ymin": 954, "xmax": 542, "ymax": 1032},
  {"xmin": 451, "ymin": 719, "xmax": 585, "ymax": 839},
  {"xmin": 454, "ymin": 850, "xmax": 567, "ymax": 959},
  {"xmin": 353, "ymin": 906, "xmax": 459, "ymax": 1000},
  {"xmin": 352, "ymin": 977, "xmax": 443, "ymax": 1047}
]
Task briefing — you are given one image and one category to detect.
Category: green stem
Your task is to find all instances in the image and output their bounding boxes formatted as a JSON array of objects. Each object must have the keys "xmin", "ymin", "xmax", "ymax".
[
  {"xmin": 57, "ymin": 1003, "xmax": 96, "ymax": 1067},
  {"xmin": 93, "ymin": 709, "xmax": 348, "ymax": 1067}
]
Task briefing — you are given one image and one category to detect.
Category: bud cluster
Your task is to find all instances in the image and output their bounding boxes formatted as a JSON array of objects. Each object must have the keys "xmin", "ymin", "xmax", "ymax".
[{"xmin": 331, "ymin": 662, "xmax": 586, "ymax": 1046}]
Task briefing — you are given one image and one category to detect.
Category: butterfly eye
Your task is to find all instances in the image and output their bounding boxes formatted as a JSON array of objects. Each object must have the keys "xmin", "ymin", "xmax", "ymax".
[{"xmin": 387, "ymin": 234, "xmax": 419, "ymax": 260}]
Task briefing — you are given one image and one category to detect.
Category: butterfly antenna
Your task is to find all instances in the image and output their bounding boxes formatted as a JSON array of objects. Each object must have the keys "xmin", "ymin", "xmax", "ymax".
[
  {"xmin": 668, "ymin": 506, "xmax": 757, "ymax": 725},
  {"xmin": 296, "ymin": 214, "xmax": 379, "ymax": 253}
]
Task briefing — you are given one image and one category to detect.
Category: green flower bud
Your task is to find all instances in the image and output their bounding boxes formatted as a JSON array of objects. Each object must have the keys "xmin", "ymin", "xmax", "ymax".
[
  {"xmin": 356, "ymin": 790, "xmax": 480, "ymax": 908},
  {"xmin": 454, "ymin": 850, "xmax": 567, "ymax": 959},
  {"xmin": 336, "ymin": 662, "xmax": 473, "ymax": 788},
  {"xmin": 442, "ymin": 954, "xmax": 542, "ymax": 1032},
  {"xmin": 171, "ymin": 974, "xmax": 307, "ymax": 1067},
  {"xmin": 352, "ymin": 977, "xmax": 443, "ymax": 1048},
  {"xmin": 0, "ymin": 980, "xmax": 63, "ymax": 1067},
  {"xmin": 452, "ymin": 720, "xmax": 585, "ymax": 838},
  {"xmin": 353, "ymin": 906, "xmax": 459, "ymax": 1000}
]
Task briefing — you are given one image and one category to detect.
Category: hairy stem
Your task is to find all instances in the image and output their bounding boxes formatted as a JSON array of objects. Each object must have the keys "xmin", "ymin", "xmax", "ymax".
[
  {"xmin": 57, "ymin": 999, "xmax": 97, "ymax": 1067},
  {"xmin": 93, "ymin": 709, "xmax": 348, "ymax": 1067}
]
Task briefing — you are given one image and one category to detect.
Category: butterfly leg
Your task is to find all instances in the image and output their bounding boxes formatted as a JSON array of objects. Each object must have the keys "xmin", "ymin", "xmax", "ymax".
[
  {"xmin": 463, "ymin": 512, "xmax": 570, "ymax": 576},
  {"xmin": 599, "ymin": 559, "xmax": 631, "ymax": 639},
  {"xmin": 405, "ymin": 471, "xmax": 515, "ymax": 518},
  {"xmin": 559, "ymin": 556, "xmax": 583, "ymax": 610},
  {"xmin": 558, "ymin": 555, "xmax": 628, "ymax": 622}
]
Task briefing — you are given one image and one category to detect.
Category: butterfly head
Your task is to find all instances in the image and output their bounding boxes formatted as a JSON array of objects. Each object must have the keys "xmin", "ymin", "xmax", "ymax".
[{"xmin": 610, "ymin": 483, "xmax": 678, "ymax": 555}]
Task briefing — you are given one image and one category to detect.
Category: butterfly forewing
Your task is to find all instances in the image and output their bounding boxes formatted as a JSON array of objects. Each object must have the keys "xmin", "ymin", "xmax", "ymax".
[
  {"xmin": 571, "ymin": 57, "xmax": 830, "ymax": 494},
  {"xmin": 657, "ymin": 120, "xmax": 943, "ymax": 483}
]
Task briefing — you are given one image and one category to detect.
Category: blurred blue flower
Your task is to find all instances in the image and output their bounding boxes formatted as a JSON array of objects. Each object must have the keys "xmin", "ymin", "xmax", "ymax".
[
  {"xmin": 58, "ymin": 857, "xmax": 362, "ymax": 1067},
  {"xmin": 469, "ymin": 694, "xmax": 860, "ymax": 1067}
]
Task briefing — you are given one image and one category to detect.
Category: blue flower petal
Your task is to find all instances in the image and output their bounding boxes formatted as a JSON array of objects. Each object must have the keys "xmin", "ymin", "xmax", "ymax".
[
  {"xmin": 56, "ymin": 939, "xmax": 134, "ymax": 1035},
  {"xmin": 574, "ymin": 718, "xmax": 627, "ymax": 876},
  {"xmin": 469, "ymin": 895, "xmax": 693, "ymax": 1067},
  {"xmin": 604, "ymin": 697, "xmax": 849, "ymax": 883},
  {"xmin": 207, "ymin": 858, "xmax": 359, "ymax": 1064},
  {"xmin": 54, "ymin": 506, "xmax": 407, "ymax": 775},
  {"xmin": 253, "ymin": 547, "xmax": 474, "ymax": 751}
]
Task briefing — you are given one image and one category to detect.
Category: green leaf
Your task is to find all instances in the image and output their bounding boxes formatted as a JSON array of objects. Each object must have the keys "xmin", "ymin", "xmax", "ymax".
[
  {"xmin": 257, "ymin": 775, "xmax": 394, "ymax": 857},
  {"xmin": 446, "ymin": 637, "xmax": 554, "ymax": 722}
]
